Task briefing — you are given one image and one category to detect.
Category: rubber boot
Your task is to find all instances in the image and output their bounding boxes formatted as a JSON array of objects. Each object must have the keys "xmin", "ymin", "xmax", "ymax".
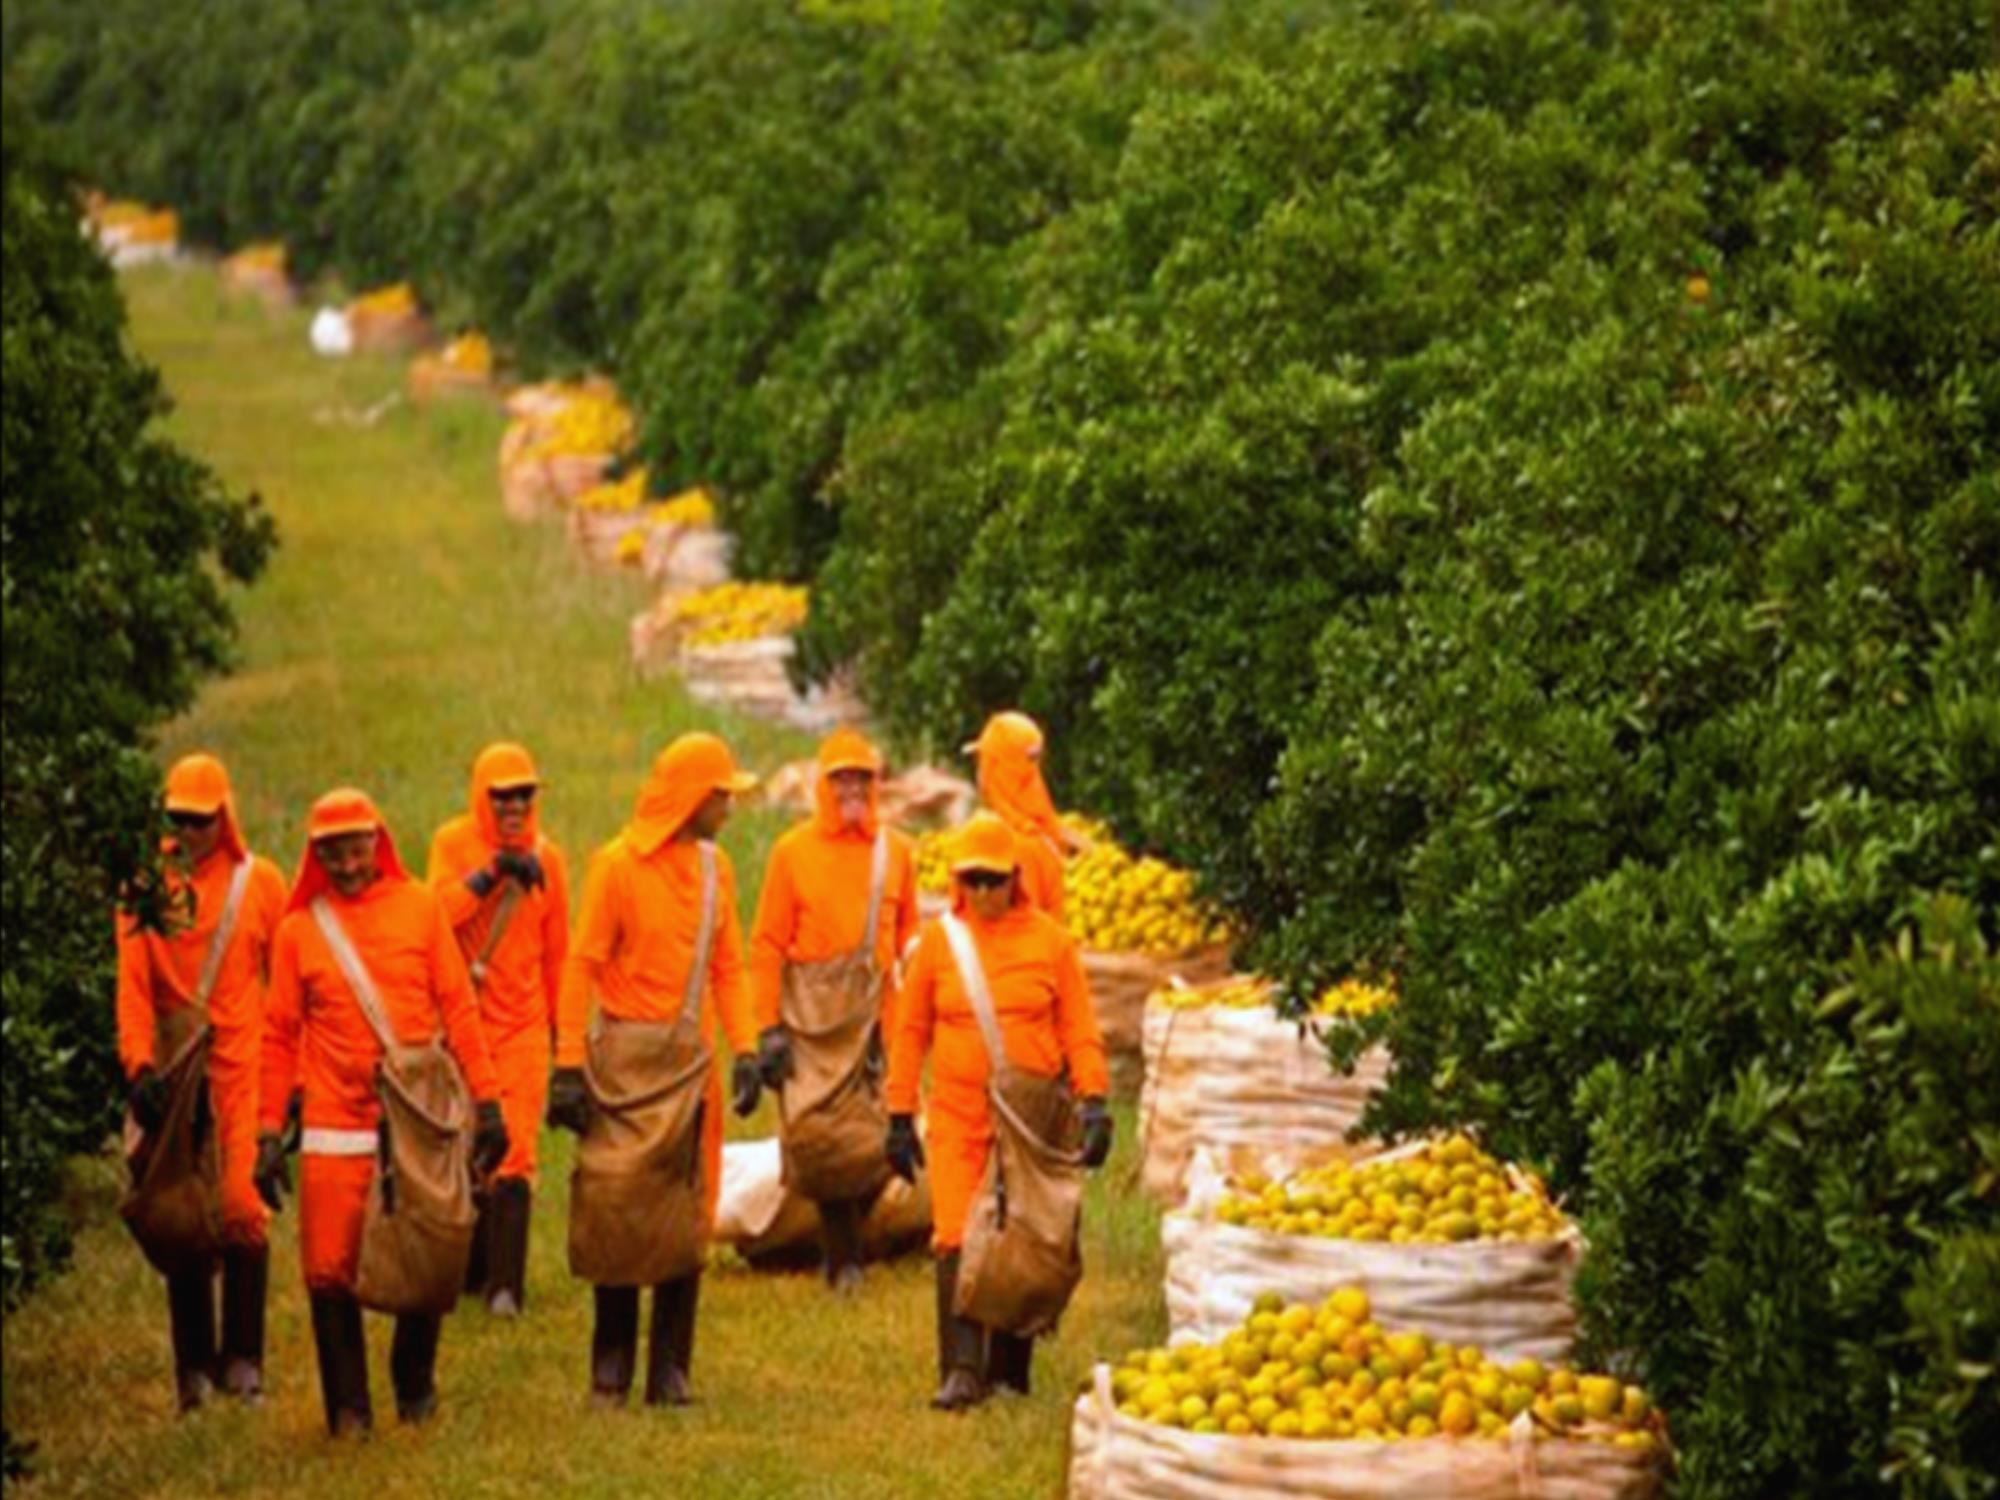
[
  {"xmin": 308, "ymin": 1292, "xmax": 373, "ymax": 1437},
  {"xmin": 391, "ymin": 1313, "xmax": 442, "ymax": 1424},
  {"xmin": 218, "ymin": 1245, "xmax": 268, "ymax": 1401},
  {"xmin": 166, "ymin": 1266, "xmax": 217, "ymax": 1413},
  {"xmin": 930, "ymin": 1252, "xmax": 986, "ymax": 1411},
  {"xmin": 644, "ymin": 1273, "xmax": 699, "ymax": 1407},
  {"xmin": 486, "ymin": 1178, "xmax": 531, "ymax": 1318},
  {"xmin": 463, "ymin": 1189, "xmax": 493, "ymax": 1301},
  {"xmin": 591, "ymin": 1286, "xmax": 640, "ymax": 1408},
  {"xmin": 820, "ymin": 1196, "xmax": 866, "ymax": 1296},
  {"xmin": 986, "ymin": 1330, "xmax": 1033, "ymax": 1397}
]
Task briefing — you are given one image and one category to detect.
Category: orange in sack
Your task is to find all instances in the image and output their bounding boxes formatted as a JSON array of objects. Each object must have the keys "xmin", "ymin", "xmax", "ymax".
[
  {"xmin": 885, "ymin": 813, "xmax": 1115, "ymax": 1410},
  {"xmin": 428, "ymin": 742, "xmax": 570, "ymax": 1318},
  {"xmin": 749, "ymin": 729, "xmax": 921, "ymax": 1290},
  {"xmin": 552, "ymin": 732, "xmax": 760, "ymax": 1407},
  {"xmin": 967, "ymin": 711, "xmax": 1067, "ymax": 920},
  {"xmin": 258, "ymin": 789, "xmax": 508, "ymax": 1435},
  {"xmin": 116, "ymin": 753, "xmax": 288, "ymax": 1411}
]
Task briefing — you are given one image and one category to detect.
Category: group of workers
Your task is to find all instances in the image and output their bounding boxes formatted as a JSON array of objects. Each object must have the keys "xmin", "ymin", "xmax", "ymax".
[{"xmin": 114, "ymin": 711, "xmax": 1112, "ymax": 1435}]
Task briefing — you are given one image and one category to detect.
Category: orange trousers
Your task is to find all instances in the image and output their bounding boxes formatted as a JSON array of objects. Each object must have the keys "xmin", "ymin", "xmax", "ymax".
[
  {"xmin": 491, "ymin": 1028, "xmax": 550, "ymax": 1184},
  {"xmin": 925, "ymin": 1122, "xmax": 994, "ymax": 1253},
  {"xmin": 299, "ymin": 1154, "xmax": 374, "ymax": 1292}
]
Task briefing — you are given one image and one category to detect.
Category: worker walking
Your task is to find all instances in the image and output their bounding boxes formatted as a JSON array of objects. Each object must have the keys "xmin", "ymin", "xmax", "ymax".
[
  {"xmin": 115, "ymin": 753, "xmax": 288, "ymax": 1411},
  {"xmin": 748, "ymin": 728, "xmax": 919, "ymax": 1293},
  {"xmin": 428, "ymin": 742, "xmax": 569, "ymax": 1317},
  {"xmin": 552, "ymin": 732, "xmax": 761, "ymax": 1407},
  {"xmin": 965, "ymin": 711, "xmax": 1068, "ymax": 920}
]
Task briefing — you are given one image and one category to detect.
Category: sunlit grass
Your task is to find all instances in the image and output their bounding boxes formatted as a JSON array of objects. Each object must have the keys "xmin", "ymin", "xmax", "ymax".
[{"xmin": 0, "ymin": 264, "xmax": 1165, "ymax": 1498}]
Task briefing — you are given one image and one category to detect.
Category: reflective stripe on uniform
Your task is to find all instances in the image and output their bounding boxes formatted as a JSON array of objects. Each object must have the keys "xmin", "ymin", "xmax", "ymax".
[{"xmin": 301, "ymin": 1126, "xmax": 377, "ymax": 1156}]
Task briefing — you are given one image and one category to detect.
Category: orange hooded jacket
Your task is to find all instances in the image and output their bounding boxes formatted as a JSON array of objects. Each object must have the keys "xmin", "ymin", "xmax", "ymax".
[
  {"xmin": 557, "ymin": 735, "xmax": 759, "ymax": 1219},
  {"xmin": 115, "ymin": 754, "xmax": 288, "ymax": 1245},
  {"xmin": 886, "ymin": 814, "xmax": 1107, "ymax": 1249},
  {"xmin": 970, "ymin": 711, "xmax": 1066, "ymax": 920},
  {"xmin": 748, "ymin": 729, "xmax": 920, "ymax": 1037},
  {"xmin": 428, "ymin": 744, "xmax": 569, "ymax": 1182}
]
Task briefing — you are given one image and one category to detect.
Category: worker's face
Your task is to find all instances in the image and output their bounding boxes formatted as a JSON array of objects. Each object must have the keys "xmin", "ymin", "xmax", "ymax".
[
  {"xmin": 314, "ymin": 831, "xmax": 381, "ymax": 898},
  {"xmin": 686, "ymin": 788, "xmax": 733, "ymax": 841},
  {"xmin": 829, "ymin": 769, "xmax": 873, "ymax": 830},
  {"xmin": 168, "ymin": 808, "xmax": 223, "ymax": 863},
  {"xmin": 488, "ymin": 784, "xmax": 535, "ymax": 842},
  {"xmin": 958, "ymin": 869, "xmax": 1016, "ymax": 921}
]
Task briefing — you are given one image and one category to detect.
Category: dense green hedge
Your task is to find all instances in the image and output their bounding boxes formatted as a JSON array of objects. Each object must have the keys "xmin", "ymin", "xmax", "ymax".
[
  {"xmin": 0, "ymin": 104, "xmax": 273, "ymax": 1318},
  {"xmin": 5, "ymin": 3, "xmax": 1995, "ymax": 1494}
]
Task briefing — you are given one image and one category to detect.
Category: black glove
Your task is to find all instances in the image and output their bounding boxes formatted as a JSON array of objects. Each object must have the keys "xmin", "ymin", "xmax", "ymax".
[
  {"xmin": 472, "ymin": 1099, "xmax": 510, "ymax": 1177},
  {"xmin": 129, "ymin": 1066, "xmax": 169, "ymax": 1132},
  {"xmin": 280, "ymin": 1087, "xmax": 304, "ymax": 1154},
  {"xmin": 756, "ymin": 1025, "xmax": 794, "ymax": 1089},
  {"xmin": 1079, "ymin": 1096, "xmax": 1114, "ymax": 1169},
  {"xmin": 496, "ymin": 848, "xmax": 545, "ymax": 891},
  {"xmin": 254, "ymin": 1132, "xmax": 290, "ymax": 1211},
  {"xmin": 466, "ymin": 863, "xmax": 499, "ymax": 900},
  {"xmin": 546, "ymin": 1067, "xmax": 592, "ymax": 1136},
  {"xmin": 731, "ymin": 1055, "xmax": 762, "ymax": 1117},
  {"xmin": 886, "ymin": 1113, "xmax": 924, "ymax": 1184}
]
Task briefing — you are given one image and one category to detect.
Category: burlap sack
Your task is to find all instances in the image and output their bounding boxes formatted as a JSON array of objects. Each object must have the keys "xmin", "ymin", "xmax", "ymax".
[
  {"xmin": 1139, "ymin": 986, "xmax": 1389, "ymax": 1205},
  {"xmin": 1162, "ymin": 1141, "xmax": 1583, "ymax": 1366},
  {"xmin": 714, "ymin": 1137, "xmax": 931, "ymax": 1265},
  {"xmin": 499, "ymin": 421, "xmax": 556, "ymax": 521},
  {"xmin": 1066, "ymin": 1367, "xmax": 1666, "ymax": 1500},
  {"xmin": 568, "ymin": 1016, "xmax": 712, "ymax": 1287},
  {"xmin": 119, "ymin": 1012, "xmax": 223, "ymax": 1277},
  {"xmin": 347, "ymin": 305, "xmax": 429, "ymax": 355},
  {"xmin": 352, "ymin": 1040, "xmax": 478, "ymax": 1315},
  {"xmin": 676, "ymin": 636, "xmax": 866, "ymax": 733},
  {"xmin": 566, "ymin": 506, "xmax": 651, "ymax": 567},
  {"xmin": 1086, "ymin": 946, "xmax": 1234, "ymax": 1067},
  {"xmin": 546, "ymin": 452, "xmax": 613, "ymax": 504},
  {"xmin": 642, "ymin": 524, "xmax": 732, "ymax": 595}
]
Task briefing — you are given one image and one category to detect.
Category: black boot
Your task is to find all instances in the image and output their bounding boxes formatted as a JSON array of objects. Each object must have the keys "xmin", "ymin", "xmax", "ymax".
[
  {"xmin": 391, "ymin": 1313, "xmax": 442, "ymax": 1424},
  {"xmin": 166, "ymin": 1266, "xmax": 218, "ymax": 1413},
  {"xmin": 218, "ymin": 1245, "xmax": 268, "ymax": 1401},
  {"xmin": 308, "ymin": 1292, "xmax": 372, "ymax": 1437},
  {"xmin": 486, "ymin": 1178, "xmax": 531, "ymax": 1318},
  {"xmin": 591, "ymin": 1286, "xmax": 639, "ymax": 1407},
  {"xmin": 820, "ymin": 1196, "xmax": 867, "ymax": 1296},
  {"xmin": 931, "ymin": 1252, "xmax": 987, "ymax": 1412},
  {"xmin": 986, "ymin": 1331, "xmax": 1033, "ymax": 1396},
  {"xmin": 463, "ymin": 1189, "xmax": 493, "ymax": 1300},
  {"xmin": 644, "ymin": 1273, "xmax": 699, "ymax": 1407}
]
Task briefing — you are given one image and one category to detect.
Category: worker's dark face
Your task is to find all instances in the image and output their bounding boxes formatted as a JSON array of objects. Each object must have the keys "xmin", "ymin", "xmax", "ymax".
[
  {"xmin": 829, "ymin": 769, "xmax": 873, "ymax": 830},
  {"xmin": 958, "ymin": 868, "xmax": 1016, "ymax": 921},
  {"xmin": 314, "ymin": 831, "xmax": 380, "ymax": 898},
  {"xmin": 488, "ymin": 784, "xmax": 536, "ymax": 842},
  {"xmin": 168, "ymin": 808, "xmax": 224, "ymax": 863},
  {"xmin": 686, "ymin": 788, "xmax": 733, "ymax": 841}
]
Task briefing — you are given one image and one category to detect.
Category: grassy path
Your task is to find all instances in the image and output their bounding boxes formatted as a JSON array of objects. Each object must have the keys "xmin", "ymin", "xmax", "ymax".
[{"xmin": 0, "ymin": 265, "xmax": 1162, "ymax": 1498}]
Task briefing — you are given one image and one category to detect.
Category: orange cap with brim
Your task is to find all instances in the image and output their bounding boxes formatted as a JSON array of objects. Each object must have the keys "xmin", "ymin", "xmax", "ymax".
[
  {"xmin": 963, "ymin": 710, "xmax": 1044, "ymax": 760},
  {"xmin": 307, "ymin": 787, "xmax": 383, "ymax": 841},
  {"xmin": 817, "ymin": 727, "xmax": 882, "ymax": 777},
  {"xmin": 625, "ymin": 732, "xmax": 759, "ymax": 856},
  {"xmin": 164, "ymin": 753, "xmax": 231, "ymax": 814},
  {"xmin": 949, "ymin": 812, "xmax": 1020, "ymax": 876}
]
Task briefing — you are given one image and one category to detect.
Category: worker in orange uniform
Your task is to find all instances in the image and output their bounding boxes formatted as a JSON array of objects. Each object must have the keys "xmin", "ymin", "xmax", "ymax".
[
  {"xmin": 255, "ymin": 789, "xmax": 508, "ymax": 1435},
  {"xmin": 550, "ymin": 731, "xmax": 762, "ymax": 1407},
  {"xmin": 115, "ymin": 753, "xmax": 289, "ymax": 1411},
  {"xmin": 884, "ymin": 813, "xmax": 1114, "ymax": 1410},
  {"xmin": 748, "ymin": 728, "xmax": 919, "ymax": 1293},
  {"xmin": 966, "ymin": 711, "xmax": 1067, "ymax": 920},
  {"xmin": 427, "ymin": 742, "xmax": 569, "ymax": 1318}
]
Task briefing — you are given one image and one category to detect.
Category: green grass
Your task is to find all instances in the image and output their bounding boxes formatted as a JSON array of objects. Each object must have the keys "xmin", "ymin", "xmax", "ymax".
[{"xmin": 0, "ymin": 264, "xmax": 1165, "ymax": 1498}]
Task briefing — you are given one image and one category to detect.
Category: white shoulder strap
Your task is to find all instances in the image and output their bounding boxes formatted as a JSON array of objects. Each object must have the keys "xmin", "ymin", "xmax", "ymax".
[
  {"xmin": 858, "ymin": 828, "xmax": 890, "ymax": 959},
  {"xmin": 191, "ymin": 856, "xmax": 255, "ymax": 1012},
  {"xmin": 940, "ymin": 913, "xmax": 1008, "ymax": 1069},
  {"xmin": 309, "ymin": 896, "xmax": 399, "ymax": 1053},
  {"xmin": 681, "ymin": 841, "xmax": 719, "ymax": 1021}
]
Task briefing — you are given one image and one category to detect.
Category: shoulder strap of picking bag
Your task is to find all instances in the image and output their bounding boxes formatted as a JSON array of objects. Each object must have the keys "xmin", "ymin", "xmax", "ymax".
[
  {"xmin": 468, "ymin": 834, "xmax": 547, "ymax": 986},
  {"xmin": 941, "ymin": 913, "xmax": 1009, "ymax": 1070},
  {"xmin": 189, "ymin": 856, "xmax": 255, "ymax": 1015},
  {"xmin": 856, "ymin": 828, "xmax": 889, "ymax": 961},
  {"xmin": 310, "ymin": 896, "xmax": 401, "ymax": 1052},
  {"xmin": 680, "ymin": 841, "xmax": 720, "ymax": 1023}
]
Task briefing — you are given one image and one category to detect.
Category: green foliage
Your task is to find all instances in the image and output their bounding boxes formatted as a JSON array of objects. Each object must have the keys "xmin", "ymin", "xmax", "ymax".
[{"xmin": 0, "ymin": 106, "xmax": 273, "ymax": 1307}]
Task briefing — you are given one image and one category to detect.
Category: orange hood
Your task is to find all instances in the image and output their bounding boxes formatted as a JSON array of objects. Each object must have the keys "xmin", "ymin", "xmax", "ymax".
[
  {"xmin": 625, "ymin": 732, "xmax": 758, "ymax": 857},
  {"xmin": 286, "ymin": 787, "xmax": 410, "ymax": 912},
  {"xmin": 969, "ymin": 711, "xmax": 1062, "ymax": 845},
  {"xmin": 947, "ymin": 811, "xmax": 1028, "ymax": 916},
  {"xmin": 812, "ymin": 727, "xmax": 882, "ymax": 838},
  {"xmin": 468, "ymin": 741, "xmax": 542, "ymax": 850},
  {"xmin": 164, "ymin": 752, "xmax": 247, "ymax": 864}
]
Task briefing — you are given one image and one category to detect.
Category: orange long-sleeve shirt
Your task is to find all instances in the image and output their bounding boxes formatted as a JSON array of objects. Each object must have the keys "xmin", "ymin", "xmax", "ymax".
[
  {"xmin": 260, "ymin": 877, "xmax": 500, "ymax": 1134},
  {"xmin": 427, "ymin": 820, "xmax": 570, "ymax": 1045},
  {"xmin": 748, "ymin": 822, "xmax": 919, "ymax": 1035},
  {"xmin": 555, "ymin": 836, "xmax": 757, "ymax": 1068},
  {"xmin": 1012, "ymin": 829, "xmax": 1066, "ymax": 922},
  {"xmin": 886, "ymin": 903, "xmax": 1108, "ymax": 1131}
]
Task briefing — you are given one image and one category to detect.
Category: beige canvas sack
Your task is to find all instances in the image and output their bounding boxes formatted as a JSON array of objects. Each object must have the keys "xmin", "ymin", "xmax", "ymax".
[
  {"xmin": 311, "ymin": 897, "xmax": 477, "ymax": 1316},
  {"xmin": 777, "ymin": 828, "xmax": 893, "ymax": 1202},
  {"xmin": 942, "ymin": 913, "xmax": 1087, "ymax": 1337},
  {"xmin": 568, "ymin": 841, "xmax": 718, "ymax": 1287},
  {"xmin": 120, "ymin": 856, "xmax": 253, "ymax": 1275}
]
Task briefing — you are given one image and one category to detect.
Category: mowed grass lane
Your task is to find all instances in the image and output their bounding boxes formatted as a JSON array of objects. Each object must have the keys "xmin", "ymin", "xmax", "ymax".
[{"xmin": 0, "ymin": 265, "xmax": 1164, "ymax": 1498}]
